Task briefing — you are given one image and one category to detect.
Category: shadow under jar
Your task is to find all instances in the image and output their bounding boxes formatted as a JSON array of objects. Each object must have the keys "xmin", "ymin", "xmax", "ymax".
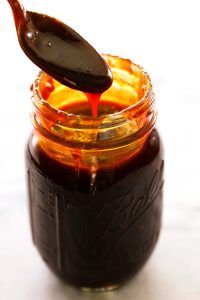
[{"xmin": 26, "ymin": 55, "xmax": 164, "ymax": 291}]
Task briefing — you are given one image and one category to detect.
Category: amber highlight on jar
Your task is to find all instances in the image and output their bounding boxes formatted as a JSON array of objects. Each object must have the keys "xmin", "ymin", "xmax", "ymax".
[{"xmin": 26, "ymin": 55, "xmax": 164, "ymax": 291}]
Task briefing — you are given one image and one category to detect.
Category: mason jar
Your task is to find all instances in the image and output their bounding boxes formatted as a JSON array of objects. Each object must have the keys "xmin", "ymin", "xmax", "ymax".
[{"xmin": 26, "ymin": 55, "xmax": 164, "ymax": 291}]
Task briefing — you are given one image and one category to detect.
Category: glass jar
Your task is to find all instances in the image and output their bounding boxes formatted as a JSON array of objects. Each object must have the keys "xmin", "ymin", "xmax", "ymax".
[{"xmin": 26, "ymin": 55, "xmax": 164, "ymax": 291}]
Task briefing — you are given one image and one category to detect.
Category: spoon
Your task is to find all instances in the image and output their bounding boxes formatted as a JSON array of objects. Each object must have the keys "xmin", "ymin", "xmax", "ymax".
[{"xmin": 7, "ymin": 0, "xmax": 113, "ymax": 93}]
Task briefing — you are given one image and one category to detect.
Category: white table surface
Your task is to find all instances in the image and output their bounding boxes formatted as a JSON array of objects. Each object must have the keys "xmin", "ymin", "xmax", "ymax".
[{"xmin": 0, "ymin": 1, "xmax": 200, "ymax": 299}]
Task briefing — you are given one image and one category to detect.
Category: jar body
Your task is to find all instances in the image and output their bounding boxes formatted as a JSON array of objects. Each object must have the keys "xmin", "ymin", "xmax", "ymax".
[{"xmin": 26, "ymin": 128, "xmax": 164, "ymax": 289}]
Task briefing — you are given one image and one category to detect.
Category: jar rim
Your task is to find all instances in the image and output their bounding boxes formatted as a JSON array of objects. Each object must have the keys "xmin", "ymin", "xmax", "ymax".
[{"xmin": 32, "ymin": 54, "xmax": 153, "ymax": 128}]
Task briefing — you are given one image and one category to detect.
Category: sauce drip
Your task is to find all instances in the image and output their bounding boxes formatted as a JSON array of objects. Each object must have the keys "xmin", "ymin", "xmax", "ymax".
[
  {"xmin": 85, "ymin": 93, "xmax": 101, "ymax": 117},
  {"xmin": 7, "ymin": 0, "xmax": 113, "ymax": 116}
]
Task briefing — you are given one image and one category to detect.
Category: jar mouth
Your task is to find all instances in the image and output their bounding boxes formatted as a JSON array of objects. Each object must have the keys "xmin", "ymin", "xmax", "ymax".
[{"xmin": 32, "ymin": 54, "xmax": 153, "ymax": 127}]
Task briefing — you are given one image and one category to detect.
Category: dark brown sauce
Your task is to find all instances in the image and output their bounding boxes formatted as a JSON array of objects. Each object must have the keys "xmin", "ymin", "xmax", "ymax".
[
  {"xmin": 8, "ymin": 0, "xmax": 112, "ymax": 101},
  {"xmin": 26, "ymin": 123, "xmax": 164, "ymax": 288}
]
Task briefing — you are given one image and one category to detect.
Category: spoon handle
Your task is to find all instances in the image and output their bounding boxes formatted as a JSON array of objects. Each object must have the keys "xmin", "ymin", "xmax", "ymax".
[{"xmin": 7, "ymin": 0, "xmax": 26, "ymax": 29}]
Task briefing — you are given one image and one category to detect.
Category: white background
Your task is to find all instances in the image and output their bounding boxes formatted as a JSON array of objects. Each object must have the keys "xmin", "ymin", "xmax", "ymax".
[{"xmin": 0, "ymin": 0, "xmax": 200, "ymax": 299}]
